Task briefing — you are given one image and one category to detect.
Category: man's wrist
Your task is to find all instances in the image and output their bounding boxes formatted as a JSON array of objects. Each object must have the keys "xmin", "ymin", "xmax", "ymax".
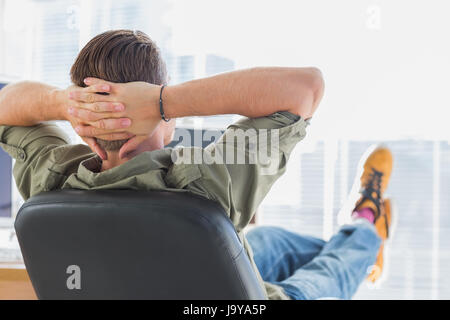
[
  {"xmin": 142, "ymin": 84, "xmax": 162, "ymax": 123},
  {"xmin": 50, "ymin": 88, "xmax": 69, "ymax": 121},
  {"xmin": 161, "ymin": 84, "xmax": 179, "ymax": 119},
  {"xmin": 145, "ymin": 83, "xmax": 176, "ymax": 121}
]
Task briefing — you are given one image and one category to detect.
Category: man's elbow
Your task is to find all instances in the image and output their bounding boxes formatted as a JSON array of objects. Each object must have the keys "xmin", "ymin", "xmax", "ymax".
[
  {"xmin": 291, "ymin": 67, "xmax": 324, "ymax": 119},
  {"xmin": 309, "ymin": 67, "xmax": 324, "ymax": 110}
]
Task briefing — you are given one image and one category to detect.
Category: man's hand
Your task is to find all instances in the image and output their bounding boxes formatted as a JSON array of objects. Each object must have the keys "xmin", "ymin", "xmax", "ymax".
[
  {"xmin": 67, "ymin": 78, "xmax": 162, "ymax": 138},
  {"xmin": 62, "ymin": 85, "xmax": 133, "ymax": 160}
]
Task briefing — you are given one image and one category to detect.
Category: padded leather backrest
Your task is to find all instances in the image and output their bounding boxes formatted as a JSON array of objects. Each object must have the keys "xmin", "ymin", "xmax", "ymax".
[{"xmin": 15, "ymin": 190, "xmax": 266, "ymax": 300}]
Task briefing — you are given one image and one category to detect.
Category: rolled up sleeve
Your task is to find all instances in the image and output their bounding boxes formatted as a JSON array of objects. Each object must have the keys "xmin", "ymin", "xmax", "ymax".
[
  {"xmin": 187, "ymin": 112, "xmax": 309, "ymax": 231},
  {"xmin": 0, "ymin": 124, "xmax": 70, "ymax": 199}
]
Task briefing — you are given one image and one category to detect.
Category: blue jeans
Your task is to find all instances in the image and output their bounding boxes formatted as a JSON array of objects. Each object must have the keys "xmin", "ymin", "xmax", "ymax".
[{"xmin": 246, "ymin": 220, "xmax": 382, "ymax": 300}]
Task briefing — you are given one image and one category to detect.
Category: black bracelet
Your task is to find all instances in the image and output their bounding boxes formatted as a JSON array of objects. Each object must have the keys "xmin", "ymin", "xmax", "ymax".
[{"xmin": 159, "ymin": 85, "xmax": 170, "ymax": 122}]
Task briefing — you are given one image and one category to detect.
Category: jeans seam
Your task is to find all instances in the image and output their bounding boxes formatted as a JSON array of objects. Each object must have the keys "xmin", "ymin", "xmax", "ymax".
[{"xmin": 263, "ymin": 250, "xmax": 299, "ymax": 280}]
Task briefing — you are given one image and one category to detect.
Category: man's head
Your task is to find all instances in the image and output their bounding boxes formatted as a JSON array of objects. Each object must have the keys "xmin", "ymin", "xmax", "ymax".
[{"xmin": 70, "ymin": 29, "xmax": 170, "ymax": 153}]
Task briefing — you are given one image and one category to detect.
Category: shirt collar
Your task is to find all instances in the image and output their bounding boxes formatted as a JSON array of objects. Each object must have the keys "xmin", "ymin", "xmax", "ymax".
[{"xmin": 77, "ymin": 148, "xmax": 174, "ymax": 186}]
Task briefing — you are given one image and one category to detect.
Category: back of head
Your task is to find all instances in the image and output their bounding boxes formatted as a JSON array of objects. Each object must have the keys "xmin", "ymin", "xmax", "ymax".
[{"xmin": 70, "ymin": 29, "xmax": 168, "ymax": 151}]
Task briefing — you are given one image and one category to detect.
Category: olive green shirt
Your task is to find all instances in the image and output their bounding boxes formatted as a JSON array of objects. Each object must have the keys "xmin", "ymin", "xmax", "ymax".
[{"xmin": 0, "ymin": 112, "xmax": 308, "ymax": 300}]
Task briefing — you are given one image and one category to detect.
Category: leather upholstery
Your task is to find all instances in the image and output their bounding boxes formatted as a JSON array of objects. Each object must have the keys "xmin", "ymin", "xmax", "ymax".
[{"xmin": 15, "ymin": 189, "xmax": 266, "ymax": 300}]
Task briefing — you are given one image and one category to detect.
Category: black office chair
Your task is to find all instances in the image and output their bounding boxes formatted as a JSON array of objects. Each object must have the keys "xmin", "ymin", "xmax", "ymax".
[{"xmin": 14, "ymin": 190, "xmax": 266, "ymax": 300}]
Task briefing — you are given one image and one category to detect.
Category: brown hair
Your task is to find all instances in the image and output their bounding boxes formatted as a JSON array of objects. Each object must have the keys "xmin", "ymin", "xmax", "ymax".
[{"xmin": 70, "ymin": 29, "xmax": 168, "ymax": 151}]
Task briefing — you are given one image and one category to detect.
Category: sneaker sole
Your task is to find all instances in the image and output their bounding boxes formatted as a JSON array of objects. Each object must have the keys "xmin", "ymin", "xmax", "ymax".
[{"xmin": 366, "ymin": 197, "xmax": 397, "ymax": 288}]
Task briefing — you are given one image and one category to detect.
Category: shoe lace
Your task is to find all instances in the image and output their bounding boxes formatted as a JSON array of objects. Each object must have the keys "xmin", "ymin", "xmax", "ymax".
[
  {"xmin": 366, "ymin": 168, "xmax": 383, "ymax": 199},
  {"xmin": 359, "ymin": 168, "xmax": 390, "ymax": 237},
  {"xmin": 357, "ymin": 168, "xmax": 383, "ymax": 219}
]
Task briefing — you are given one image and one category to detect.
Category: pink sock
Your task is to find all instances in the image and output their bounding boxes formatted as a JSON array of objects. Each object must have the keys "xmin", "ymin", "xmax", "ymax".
[{"xmin": 352, "ymin": 207, "xmax": 375, "ymax": 223}]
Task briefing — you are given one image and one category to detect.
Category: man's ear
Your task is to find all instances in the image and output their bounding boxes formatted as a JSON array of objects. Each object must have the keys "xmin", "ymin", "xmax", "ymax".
[{"xmin": 118, "ymin": 135, "xmax": 148, "ymax": 159}]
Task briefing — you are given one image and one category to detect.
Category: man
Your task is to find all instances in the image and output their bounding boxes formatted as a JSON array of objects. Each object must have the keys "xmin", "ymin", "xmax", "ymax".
[{"xmin": 0, "ymin": 30, "xmax": 393, "ymax": 299}]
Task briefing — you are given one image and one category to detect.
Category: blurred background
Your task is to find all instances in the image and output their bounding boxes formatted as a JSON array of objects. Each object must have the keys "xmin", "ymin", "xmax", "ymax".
[{"xmin": 0, "ymin": 0, "xmax": 449, "ymax": 299}]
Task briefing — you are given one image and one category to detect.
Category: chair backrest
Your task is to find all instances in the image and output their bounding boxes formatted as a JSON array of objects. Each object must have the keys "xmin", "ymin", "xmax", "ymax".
[{"xmin": 15, "ymin": 189, "xmax": 266, "ymax": 300}]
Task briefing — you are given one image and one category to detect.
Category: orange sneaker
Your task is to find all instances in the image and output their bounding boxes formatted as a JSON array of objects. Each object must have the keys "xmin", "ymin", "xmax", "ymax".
[
  {"xmin": 353, "ymin": 146, "xmax": 394, "ymax": 283},
  {"xmin": 366, "ymin": 198, "xmax": 394, "ymax": 283}
]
